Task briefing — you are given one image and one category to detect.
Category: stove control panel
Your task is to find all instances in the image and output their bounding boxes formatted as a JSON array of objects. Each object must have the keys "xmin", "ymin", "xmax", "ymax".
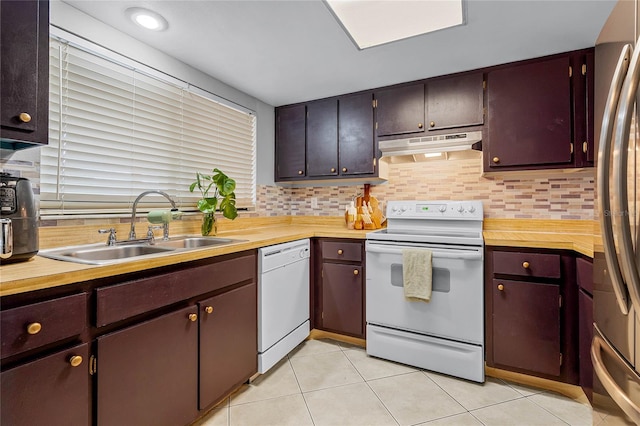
[{"xmin": 386, "ymin": 200, "xmax": 483, "ymax": 220}]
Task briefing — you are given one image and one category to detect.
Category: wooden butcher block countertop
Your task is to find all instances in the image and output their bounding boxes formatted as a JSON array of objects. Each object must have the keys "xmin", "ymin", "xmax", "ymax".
[{"xmin": 0, "ymin": 216, "xmax": 597, "ymax": 297}]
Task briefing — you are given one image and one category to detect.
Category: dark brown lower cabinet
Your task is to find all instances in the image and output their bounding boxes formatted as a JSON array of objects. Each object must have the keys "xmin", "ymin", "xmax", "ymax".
[
  {"xmin": 97, "ymin": 305, "xmax": 199, "ymax": 426},
  {"xmin": 314, "ymin": 239, "xmax": 365, "ymax": 338},
  {"xmin": 485, "ymin": 246, "xmax": 579, "ymax": 385},
  {"xmin": 1, "ymin": 342, "xmax": 90, "ymax": 426},
  {"xmin": 322, "ymin": 263, "xmax": 363, "ymax": 337},
  {"xmin": 492, "ymin": 279, "xmax": 561, "ymax": 376},
  {"xmin": 199, "ymin": 282, "xmax": 257, "ymax": 409}
]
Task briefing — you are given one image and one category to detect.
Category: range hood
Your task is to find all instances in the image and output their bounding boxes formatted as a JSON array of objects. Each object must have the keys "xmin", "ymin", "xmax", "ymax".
[{"xmin": 379, "ymin": 130, "xmax": 482, "ymax": 157}]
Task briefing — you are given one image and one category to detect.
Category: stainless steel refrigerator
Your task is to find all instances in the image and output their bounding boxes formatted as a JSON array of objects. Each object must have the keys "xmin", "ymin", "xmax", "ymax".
[{"xmin": 594, "ymin": 0, "xmax": 640, "ymax": 423}]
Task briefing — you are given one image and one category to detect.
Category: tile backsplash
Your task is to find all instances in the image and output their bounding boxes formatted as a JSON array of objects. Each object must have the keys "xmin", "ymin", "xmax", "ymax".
[
  {"xmin": 262, "ymin": 154, "xmax": 595, "ymax": 220},
  {"xmin": 2, "ymin": 149, "xmax": 595, "ymax": 226}
]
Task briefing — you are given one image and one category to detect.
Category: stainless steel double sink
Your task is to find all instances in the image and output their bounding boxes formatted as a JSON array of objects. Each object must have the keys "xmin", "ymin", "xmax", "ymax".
[{"xmin": 39, "ymin": 236, "xmax": 246, "ymax": 265}]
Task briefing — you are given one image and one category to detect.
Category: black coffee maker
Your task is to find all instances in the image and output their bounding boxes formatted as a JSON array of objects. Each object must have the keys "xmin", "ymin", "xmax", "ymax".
[{"xmin": 0, "ymin": 172, "xmax": 38, "ymax": 263}]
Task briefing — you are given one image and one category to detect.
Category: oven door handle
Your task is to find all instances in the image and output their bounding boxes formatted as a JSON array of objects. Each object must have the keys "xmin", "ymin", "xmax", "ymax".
[{"xmin": 366, "ymin": 245, "xmax": 482, "ymax": 260}]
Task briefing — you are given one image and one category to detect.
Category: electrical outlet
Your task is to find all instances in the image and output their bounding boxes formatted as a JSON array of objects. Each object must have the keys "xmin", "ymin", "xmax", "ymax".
[{"xmin": 311, "ymin": 197, "xmax": 318, "ymax": 209}]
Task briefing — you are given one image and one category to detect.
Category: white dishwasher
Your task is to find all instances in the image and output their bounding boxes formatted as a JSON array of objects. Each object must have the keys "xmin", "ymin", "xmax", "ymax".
[{"xmin": 258, "ymin": 239, "xmax": 310, "ymax": 374}]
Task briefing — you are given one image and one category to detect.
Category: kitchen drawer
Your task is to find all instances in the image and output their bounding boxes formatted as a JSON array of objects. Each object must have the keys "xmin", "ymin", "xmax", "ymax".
[
  {"xmin": 1, "ymin": 293, "xmax": 87, "ymax": 359},
  {"xmin": 96, "ymin": 253, "xmax": 256, "ymax": 327},
  {"xmin": 322, "ymin": 241, "xmax": 362, "ymax": 262},
  {"xmin": 492, "ymin": 251, "xmax": 561, "ymax": 279},
  {"xmin": 576, "ymin": 257, "xmax": 593, "ymax": 294}
]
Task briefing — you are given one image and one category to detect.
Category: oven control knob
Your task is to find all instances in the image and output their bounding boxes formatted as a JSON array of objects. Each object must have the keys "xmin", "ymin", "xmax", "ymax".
[
  {"xmin": 299, "ymin": 249, "xmax": 307, "ymax": 258},
  {"xmin": 401, "ymin": 206, "xmax": 408, "ymax": 212},
  {"xmin": 438, "ymin": 205, "xmax": 446, "ymax": 213},
  {"xmin": 467, "ymin": 205, "xmax": 476, "ymax": 213},
  {"xmin": 457, "ymin": 205, "xmax": 465, "ymax": 213},
  {"xmin": 391, "ymin": 206, "xmax": 399, "ymax": 212}
]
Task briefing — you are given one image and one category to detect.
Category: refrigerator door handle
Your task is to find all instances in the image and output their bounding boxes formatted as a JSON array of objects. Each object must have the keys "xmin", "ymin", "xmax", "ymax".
[
  {"xmin": 613, "ymin": 37, "xmax": 640, "ymax": 313},
  {"xmin": 591, "ymin": 332, "xmax": 640, "ymax": 424},
  {"xmin": 598, "ymin": 43, "xmax": 633, "ymax": 315}
]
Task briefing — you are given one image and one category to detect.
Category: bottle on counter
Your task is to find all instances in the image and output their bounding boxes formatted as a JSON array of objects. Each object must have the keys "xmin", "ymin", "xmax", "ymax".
[{"xmin": 346, "ymin": 201, "xmax": 356, "ymax": 230}]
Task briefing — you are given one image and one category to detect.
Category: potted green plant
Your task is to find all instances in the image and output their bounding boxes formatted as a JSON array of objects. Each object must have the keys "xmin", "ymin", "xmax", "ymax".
[{"xmin": 189, "ymin": 168, "xmax": 238, "ymax": 236}]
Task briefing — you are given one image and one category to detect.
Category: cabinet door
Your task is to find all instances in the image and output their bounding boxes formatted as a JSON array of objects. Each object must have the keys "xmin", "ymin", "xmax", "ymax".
[
  {"xmin": 339, "ymin": 92, "xmax": 375, "ymax": 176},
  {"xmin": 1, "ymin": 343, "xmax": 90, "ymax": 426},
  {"xmin": 492, "ymin": 279, "xmax": 561, "ymax": 376},
  {"xmin": 322, "ymin": 263, "xmax": 363, "ymax": 337},
  {"xmin": 375, "ymin": 83, "xmax": 425, "ymax": 137},
  {"xmin": 427, "ymin": 73, "xmax": 484, "ymax": 131},
  {"xmin": 486, "ymin": 56, "xmax": 573, "ymax": 169},
  {"xmin": 276, "ymin": 105, "xmax": 306, "ymax": 179},
  {"xmin": 97, "ymin": 306, "xmax": 198, "ymax": 426},
  {"xmin": 0, "ymin": 0, "xmax": 48, "ymax": 145},
  {"xmin": 199, "ymin": 283, "xmax": 257, "ymax": 410},
  {"xmin": 307, "ymin": 99, "xmax": 338, "ymax": 177},
  {"xmin": 578, "ymin": 289, "xmax": 593, "ymax": 401}
]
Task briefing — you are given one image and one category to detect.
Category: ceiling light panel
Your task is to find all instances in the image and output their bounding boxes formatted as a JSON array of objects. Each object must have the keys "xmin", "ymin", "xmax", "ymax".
[{"xmin": 326, "ymin": 0, "xmax": 464, "ymax": 49}]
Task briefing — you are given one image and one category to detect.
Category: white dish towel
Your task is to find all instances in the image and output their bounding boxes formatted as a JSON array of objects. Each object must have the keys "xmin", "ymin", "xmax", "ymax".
[{"xmin": 402, "ymin": 248, "xmax": 433, "ymax": 303}]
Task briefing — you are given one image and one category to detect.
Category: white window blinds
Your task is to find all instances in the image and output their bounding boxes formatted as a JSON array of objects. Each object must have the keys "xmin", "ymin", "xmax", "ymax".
[{"xmin": 42, "ymin": 36, "xmax": 256, "ymax": 214}]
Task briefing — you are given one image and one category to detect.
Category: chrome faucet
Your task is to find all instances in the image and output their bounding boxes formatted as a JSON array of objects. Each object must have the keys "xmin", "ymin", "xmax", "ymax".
[{"xmin": 129, "ymin": 190, "xmax": 177, "ymax": 240}]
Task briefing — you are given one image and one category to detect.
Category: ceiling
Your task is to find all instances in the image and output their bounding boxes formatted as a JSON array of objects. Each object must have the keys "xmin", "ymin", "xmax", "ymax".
[{"xmin": 61, "ymin": 0, "xmax": 616, "ymax": 107}]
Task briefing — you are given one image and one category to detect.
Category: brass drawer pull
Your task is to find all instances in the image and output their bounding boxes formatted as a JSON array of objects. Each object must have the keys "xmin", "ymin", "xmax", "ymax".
[
  {"xmin": 337, "ymin": 249, "xmax": 343, "ymax": 255},
  {"xmin": 418, "ymin": 122, "xmax": 424, "ymax": 129},
  {"xmin": 342, "ymin": 167, "xmax": 348, "ymax": 173},
  {"xmin": 69, "ymin": 355, "xmax": 83, "ymax": 367},
  {"xmin": 353, "ymin": 269, "xmax": 359, "ymax": 275},
  {"xmin": 27, "ymin": 322, "xmax": 42, "ymax": 335},
  {"xmin": 429, "ymin": 121, "xmax": 435, "ymax": 128},
  {"xmin": 188, "ymin": 313, "xmax": 198, "ymax": 322},
  {"xmin": 497, "ymin": 284, "xmax": 504, "ymax": 291},
  {"xmin": 522, "ymin": 261, "xmax": 530, "ymax": 269},
  {"xmin": 18, "ymin": 112, "xmax": 31, "ymax": 123},
  {"xmin": 492, "ymin": 157, "xmax": 500, "ymax": 164},
  {"xmin": 205, "ymin": 306, "xmax": 214, "ymax": 314},
  {"xmin": 330, "ymin": 168, "xmax": 336, "ymax": 173},
  {"xmin": 297, "ymin": 170, "xmax": 303, "ymax": 175}
]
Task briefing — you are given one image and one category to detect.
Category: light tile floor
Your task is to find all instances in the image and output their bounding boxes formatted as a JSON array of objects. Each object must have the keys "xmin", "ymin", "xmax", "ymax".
[{"xmin": 194, "ymin": 339, "xmax": 594, "ymax": 426}]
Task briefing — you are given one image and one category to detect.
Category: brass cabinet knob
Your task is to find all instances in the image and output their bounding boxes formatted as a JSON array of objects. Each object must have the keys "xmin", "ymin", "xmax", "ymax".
[
  {"xmin": 337, "ymin": 249, "xmax": 343, "ymax": 255},
  {"xmin": 522, "ymin": 261, "xmax": 530, "ymax": 269},
  {"xmin": 353, "ymin": 269, "xmax": 359, "ymax": 275},
  {"xmin": 429, "ymin": 121, "xmax": 435, "ymax": 128},
  {"xmin": 297, "ymin": 170, "xmax": 303, "ymax": 175},
  {"xmin": 69, "ymin": 355, "xmax": 83, "ymax": 367},
  {"xmin": 418, "ymin": 122, "xmax": 424, "ymax": 129},
  {"xmin": 342, "ymin": 167, "xmax": 347, "ymax": 172},
  {"xmin": 205, "ymin": 306, "xmax": 214, "ymax": 314},
  {"xmin": 330, "ymin": 168, "xmax": 336, "ymax": 173},
  {"xmin": 492, "ymin": 157, "xmax": 500, "ymax": 164},
  {"xmin": 188, "ymin": 313, "xmax": 198, "ymax": 322},
  {"xmin": 18, "ymin": 112, "xmax": 31, "ymax": 123},
  {"xmin": 26, "ymin": 322, "xmax": 42, "ymax": 335},
  {"xmin": 497, "ymin": 284, "xmax": 504, "ymax": 291}
]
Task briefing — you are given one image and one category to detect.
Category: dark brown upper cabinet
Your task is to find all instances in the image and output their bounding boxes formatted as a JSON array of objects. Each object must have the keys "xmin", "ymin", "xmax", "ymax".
[
  {"xmin": 426, "ymin": 73, "xmax": 484, "ymax": 131},
  {"xmin": 576, "ymin": 51, "xmax": 595, "ymax": 167},
  {"xmin": 485, "ymin": 49, "xmax": 593, "ymax": 172},
  {"xmin": 338, "ymin": 92, "xmax": 375, "ymax": 176},
  {"xmin": 374, "ymin": 83, "xmax": 425, "ymax": 137},
  {"xmin": 275, "ymin": 104, "xmax": 306, "ymax": 180},
  {"xmin": 307, "ymin": 99, "xmax": 338, "ymax": 178},
  {"xmin": 0, "ymin": 0, "xmax": 49, "ymax": 149},
  {"xmin": 276, "ymin": 93, "xmax": 379, "ymax": 183}
]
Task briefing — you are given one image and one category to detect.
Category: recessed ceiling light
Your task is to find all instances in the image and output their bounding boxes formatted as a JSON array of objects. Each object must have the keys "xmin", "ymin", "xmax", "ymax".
[
  {"xmin": 126, "ymin": 7, "xmax": 168, "ymax": 31},
  {"xmin": 325, "ymin": 0, "xmax": 464, "ymax": 49}
]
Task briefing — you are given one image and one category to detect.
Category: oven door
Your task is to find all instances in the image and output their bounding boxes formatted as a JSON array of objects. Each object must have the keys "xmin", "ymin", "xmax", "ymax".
[{"xmin": 365, "ymin": 240, "xmax": 484, "ymax": 345}]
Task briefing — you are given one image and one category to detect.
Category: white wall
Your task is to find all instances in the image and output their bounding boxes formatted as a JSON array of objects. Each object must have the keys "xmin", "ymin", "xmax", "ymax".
[{"xmin": 50, "ymin": 0, "xmax": 275, "ymax": 186}]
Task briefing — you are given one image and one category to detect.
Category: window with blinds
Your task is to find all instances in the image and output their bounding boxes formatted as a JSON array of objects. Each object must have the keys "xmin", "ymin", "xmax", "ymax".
[{"xmin": 42, "ymin": 35, "xmax": 256, "ymax": 215}]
